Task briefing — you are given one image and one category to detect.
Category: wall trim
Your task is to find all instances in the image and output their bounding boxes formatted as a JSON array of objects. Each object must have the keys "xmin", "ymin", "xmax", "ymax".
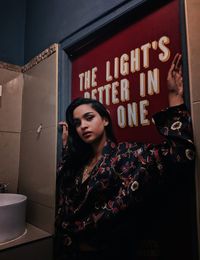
[
  {"xmin": 22, "ymin": 44, "xmax": 57, "ymax": 73},
  {"xmin": 0, "ymin": 44, "xmax": 58, "ymax": 74},
  {"xmin": 0, "ymin": 61, "xmax": 21, "ymax": 73}
]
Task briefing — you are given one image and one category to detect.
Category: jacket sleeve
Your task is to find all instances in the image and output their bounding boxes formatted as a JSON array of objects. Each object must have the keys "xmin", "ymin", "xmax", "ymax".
[{"xmin": 64, "ymin": 104, "xmax": 195, "ymax": 234}]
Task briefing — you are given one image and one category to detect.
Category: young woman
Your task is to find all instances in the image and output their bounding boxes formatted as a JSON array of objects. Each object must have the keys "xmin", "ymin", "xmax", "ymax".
[{"xmin": 55, "ymin": 54, "xmax": 195, "ymax": 260}]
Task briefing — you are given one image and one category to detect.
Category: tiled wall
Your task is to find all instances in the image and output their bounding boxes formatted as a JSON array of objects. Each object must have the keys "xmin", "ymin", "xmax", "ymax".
[
  {"xmin": 18, "ymin": 50, "xmax": 58, "ymax": 234},
  {"xmin": 0, "ymin": 70, "xmax": 23, "ymax": 192},
  {"xmin": 0, "ymin": 46, "xmax": 58, "ymax": 235},
  {"xmin": 184, "ymin": 0, "xmax": 200, "ymax": 254}
]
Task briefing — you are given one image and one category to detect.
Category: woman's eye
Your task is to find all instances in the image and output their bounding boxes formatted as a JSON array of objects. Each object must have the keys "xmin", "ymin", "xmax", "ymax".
[{"xmin": 86, "ymin": 115, "xmax": 94, "ymax": 121}]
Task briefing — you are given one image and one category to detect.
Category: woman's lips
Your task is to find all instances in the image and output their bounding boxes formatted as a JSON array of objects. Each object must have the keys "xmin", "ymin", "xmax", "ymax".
[{"xmin": 82, "ymin": 131, "xmax": 92, "ymax": 137}]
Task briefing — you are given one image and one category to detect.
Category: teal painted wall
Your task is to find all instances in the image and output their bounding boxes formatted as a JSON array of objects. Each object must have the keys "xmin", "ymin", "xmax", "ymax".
[
  {"xmin": 0, "ymin": 0, "xmax": 129, "ymax": 65},
  {"xmin": 0, "ymin": 0, "xmax": 26, "ymax": 65}
]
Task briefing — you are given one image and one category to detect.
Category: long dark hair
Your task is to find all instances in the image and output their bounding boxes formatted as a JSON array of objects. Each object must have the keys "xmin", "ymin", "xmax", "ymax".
[{"xmin": 65, "ymin": 97, "xmax": 117, "ymax": 170}]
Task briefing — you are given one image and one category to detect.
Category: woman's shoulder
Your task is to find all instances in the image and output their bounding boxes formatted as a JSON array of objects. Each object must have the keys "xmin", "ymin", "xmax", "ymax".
[
  {"xmin": 103, "ymin": 139, "xmax": 144, "ymax": 158},
  {"xmin": 116, "ymin": 141, "xmax": 143, "ymax": 154}
]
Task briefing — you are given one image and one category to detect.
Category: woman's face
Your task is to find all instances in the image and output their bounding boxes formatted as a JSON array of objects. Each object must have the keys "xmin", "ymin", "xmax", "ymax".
[{"xmin": 73, "ymin": 104, "xmax": 108, "ymax": 144}]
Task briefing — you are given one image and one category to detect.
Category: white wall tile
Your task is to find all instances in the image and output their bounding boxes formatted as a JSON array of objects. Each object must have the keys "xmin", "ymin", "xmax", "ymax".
[
  {"xmin": 185, "ymin": 1, "xmax": 200, "ymax": 102},
  {"xmin": 0, "ymin": 73, "xmax": 23, "ymax": 132},
  {"xmin": 26, "ymin": 200, "xmax": 55, "ymax": 234},
  {"xmin": 0, "ymin": 68, "xmax": 20, "ymax": 85},
  {"xmin": 186, "ymin": 0, "xmax": 200, "ymax": 251},
  {"xmin": 19, "ymin": 127, "xmax": 56, "ymax": 209},
  {"xmin": 21, "ymin": 53, "xmax": 57, "ymax": 131},
  {"xmin": 0, "ymin": 132, "xmax": 20, "ymax": 192},
  {"xmin": 192, "ymin": 102, "xmax": 200, "ymax": 150}
]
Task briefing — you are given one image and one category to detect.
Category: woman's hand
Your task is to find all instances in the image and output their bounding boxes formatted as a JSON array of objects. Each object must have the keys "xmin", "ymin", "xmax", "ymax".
[
  {"xmin": 59, "ymin": 121, "xmax": 68, "ymax": 147},
  {"xmin": 167, "ymin": 53, "xmax": 184, "ymax": 107}
]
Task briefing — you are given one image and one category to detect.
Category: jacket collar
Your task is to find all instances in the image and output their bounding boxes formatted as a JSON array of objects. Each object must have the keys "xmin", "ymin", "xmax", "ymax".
[{"xmin": 101, "ymin": 139, "xmax": 118, "ymax": 157}]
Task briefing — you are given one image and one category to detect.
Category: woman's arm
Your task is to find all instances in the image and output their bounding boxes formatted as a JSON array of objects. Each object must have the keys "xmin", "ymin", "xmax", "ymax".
[
  {"xmin": 56, "ymin": 121, "xmax": 69, "ymax": 181},
  {"xmin": 167, "ymin": 53, "xmax": 184, "ymax": 107},
  {"xmin": 57, "ymin": 121, "xmax": 69, "ymax": 167},
  {"xmin": 59, "ymin": 121, "xmax": 68, "ymax": 149}
]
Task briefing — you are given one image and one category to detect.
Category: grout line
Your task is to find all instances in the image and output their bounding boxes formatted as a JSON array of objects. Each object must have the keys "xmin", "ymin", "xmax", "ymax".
[
  {"xmin": 27, "ymin": 198, "xmax": 55, "ymax": 210},
  {"xmin": 0, "ymin": 130, "xmax": 21, "ymax": 134}
]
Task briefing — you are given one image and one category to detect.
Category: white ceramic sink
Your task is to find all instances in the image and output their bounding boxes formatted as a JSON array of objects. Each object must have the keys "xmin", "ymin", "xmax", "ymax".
[{"xmin": 0, "ymin": 193, "xmax": 27, "ymax": 243}]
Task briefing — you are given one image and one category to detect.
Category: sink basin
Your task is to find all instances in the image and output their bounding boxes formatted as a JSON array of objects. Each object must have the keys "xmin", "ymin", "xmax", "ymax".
[{"xmin": 0, "ymin": 193, "xmax": 27, "ymax": 243}]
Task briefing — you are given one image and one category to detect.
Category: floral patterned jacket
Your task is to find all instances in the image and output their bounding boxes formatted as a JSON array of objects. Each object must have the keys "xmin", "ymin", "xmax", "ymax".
[{"xmin": 55, "ymin": 104, "xmax": 195, "ymax": 249}]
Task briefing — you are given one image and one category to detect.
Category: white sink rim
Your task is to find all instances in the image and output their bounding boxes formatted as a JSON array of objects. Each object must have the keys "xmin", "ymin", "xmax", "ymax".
[
  {"xmin": 0, "ymin": 193, "xmax": 27, "ymax": 207},
  {"xmin": 0, "ymin": 193, "xmax": 27, "ymax": 244}
]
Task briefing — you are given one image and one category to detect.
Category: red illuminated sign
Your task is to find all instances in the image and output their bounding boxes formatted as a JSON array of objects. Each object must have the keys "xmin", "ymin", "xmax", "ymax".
[{"xmin": 72, "ymin": 0, "xmax": 181, "ymax": 143}]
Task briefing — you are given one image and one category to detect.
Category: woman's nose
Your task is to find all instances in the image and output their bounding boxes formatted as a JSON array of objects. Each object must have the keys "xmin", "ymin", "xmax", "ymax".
[{"xmin": 80, "ymin": 120, "xmax": 88, "ymax": 129}]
